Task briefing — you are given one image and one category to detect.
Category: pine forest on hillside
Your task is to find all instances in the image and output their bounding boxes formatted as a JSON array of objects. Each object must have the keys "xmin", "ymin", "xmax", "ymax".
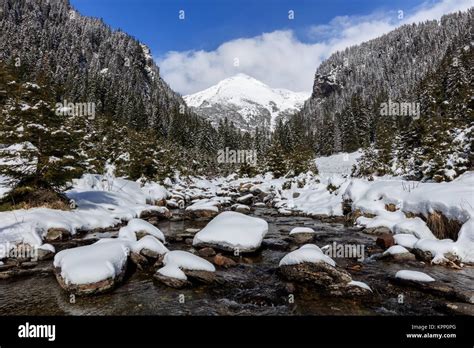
[{"xmin": 0, "ymin": 0, "xmax": 473, "ymax": 329}]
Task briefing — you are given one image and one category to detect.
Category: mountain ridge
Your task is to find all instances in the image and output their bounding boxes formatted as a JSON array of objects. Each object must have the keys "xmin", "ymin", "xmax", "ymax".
[
  {"xmin": 295, "ymin": 9, "xmax": 473, "ymax": 156},
  {"xmin": 0, "ymin": 0, "xmax": 185, "ymax": 130},
  {"xmin": 184, "ymin": 73, "xmax": 310, "ymax": 132}
]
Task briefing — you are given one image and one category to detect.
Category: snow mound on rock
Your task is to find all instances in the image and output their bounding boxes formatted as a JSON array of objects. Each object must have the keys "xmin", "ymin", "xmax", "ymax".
[
  {"xmin": 185, "ymin": 199, "xmax": 219, "ymax": 212},
  {"xmin": 54, "ymin": 239, "xmax": 130, "ymax": 285},
  {"xmin": 163, "ymin": 250, "xmax": 215, "ymax": 272},
  {"xmin": 392, "ymin": 218, "xmax": 436, "ymax": 239},
  {"xmin": 414, "ymin": 238, "xmax": 456, "ymax": 263},
  {"xmin": 383, "ymin": 245, "xmax": 410, "ymax": 255},
  {"xmin": 289, "ymin": 227, "xmax": 315, "ymax": 235},
  {"xmin": 38, "ymin": 243, "xmax": 55, "ymax": 253},
  {"xmin": 156, "ymin": 250, "xmax": 216, "ymax": 281},
  {"xmin": 131, "ymin": 235, "xmax": 168, "ymax": 255},
  {"xmin": 393, "ymin": 234, "xmax": 418, "ymax": 249},
  {"xmin": 395, "ymin": 270, "xmax": 435, "ymax": 282},
  {"xmin": 347, "ymin": 280, "xmax": 372, "ymax": 292},
  {"xmin": 157, "ymin": 264, "xmax": 187, "ymax": 280},
  {"xmin": 193, "ymin": 211, "xmax": 268, "ymax": 252},
  {"xmin": 279, "ymin": 244, "xmax": 335, "ymax": 267},
  {"xmin": 124, "ymin": 218, "xmax": 165, "ymax": 242}
]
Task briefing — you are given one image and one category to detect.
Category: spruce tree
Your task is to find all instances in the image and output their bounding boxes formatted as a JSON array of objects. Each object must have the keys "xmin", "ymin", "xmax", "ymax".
[
  {"xmin": 0, "ymin": 65, "xmax": 85, "ymax": 203},
  {"xmin": 287, "ymin": 144, "xmax": 317, "ymax": 176},
  {"xmin": 264, "ymin": 137, "xmax": 287, "ymax": 178}
]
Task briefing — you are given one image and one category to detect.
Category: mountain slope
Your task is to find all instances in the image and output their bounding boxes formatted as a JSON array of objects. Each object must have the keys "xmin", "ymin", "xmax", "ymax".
[
  {"xmin": 184, "ymin": 74, "xmax": 310, "ymax": 132},
  {"xmin": 0, "ymin": 0, "xmax": 184, "ymax": 129},
  {"xmin": 294, "ymin": 9, "xmax": 472, "ymax": 155},
  {"xmin": 282, "ymin": 8, "xmax": 473, "ymax": 181},
  {"xmin": 0, "ymin": 0, "xmax": 253, "ymax": 179}
]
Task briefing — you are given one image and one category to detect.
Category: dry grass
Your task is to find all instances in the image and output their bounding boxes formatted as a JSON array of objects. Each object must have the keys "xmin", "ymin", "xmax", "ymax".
[
  {"xmin": 385, "ymin": 203, "xmax": 397, "ymax": 212},
  {"xmin": 0, "ymin": 186, "xmax": 71, "ymax": 211},
  {"xmin": 424, "ymin": 211, "xmax": 461, "ymax": 241}
]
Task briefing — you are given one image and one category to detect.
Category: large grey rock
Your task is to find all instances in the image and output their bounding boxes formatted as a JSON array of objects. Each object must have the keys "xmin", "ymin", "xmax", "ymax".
[
  {"xmin": 54, "ymin": 263, "xmax": 127, "ymax": 296},
  {"xmin": 154, "ymin": 273, "xmax": 190, "ymax": 289},
  {"xmin": 279, "ymin": 262, "xmax": 352, "ymax": 290},
  {"xmin": 45, "ymin": 228, "xmax": 71, "ymax": 242}
]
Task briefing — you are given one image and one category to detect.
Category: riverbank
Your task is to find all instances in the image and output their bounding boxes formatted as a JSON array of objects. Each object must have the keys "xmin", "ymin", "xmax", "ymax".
[{"xmin": 0, "ymin": 171, "xmax": 473, "ymax": 315}]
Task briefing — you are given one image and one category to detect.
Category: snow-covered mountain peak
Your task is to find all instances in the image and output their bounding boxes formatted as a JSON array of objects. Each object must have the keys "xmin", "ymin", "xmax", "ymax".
[{"xmin": 184, "ymin": 74, "xmax": 310, "ymax": 131}]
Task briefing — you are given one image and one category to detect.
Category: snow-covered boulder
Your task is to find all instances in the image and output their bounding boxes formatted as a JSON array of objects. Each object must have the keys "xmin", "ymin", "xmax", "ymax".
[
  {"xmin": 344, "ymin": 175, "xmax": 473, "ymax": 245},
  {"xmin": 412, "ymin": 238, "xmax": 457, "ymax": 264},
  {"xmin": 382, "ymin": 245, "xmax": 416, "ymax": 261},
  {"xmin": 129, "ymin": 235, "xmax": 169, "ymax": 270},
  {"xmin": 139, "ymin": 206, "xmax": 171, "ymax": 220},
  {"xmin": 193, "ymin": 211, "xmax": 268, "ymax": 252},
  {"xmin": 163, "ymin": 250, "xmax": 216, "ymax": 272},
  {"xmin": 185, "ymin": 199, "xmax": 219, "ymax": 219},
  {"xmin": 236, "ymin": 193, "xmax": 254, "ymax": 205},
  {"xmin": 289, "ymin": 227, "xmax": 316, "ymax": 235},
  {"xmin": 279, "ymin": 244, "xmax": 334, "ymax": 266},
  {"xmin": 166, "ymin": 198, "xmax": 185, "ymax": 209},
  {"xmin": 402, "ymin": 218, "xmax": 474, "ymax": 265},
  {"xmin": 231, "ymin": 204, "xmax": 251, "ymax": 214},
  {"xmin": 383, "ymin": 245, "xmax": 410, "ymax": 255},
  {"xmin": 131, "ymin": 235, "xmax": 168, "ymax": 259},
  {"xmin": 393, "ymin": 234, "xmax": 418, "ymax": 249},
  {"xmin": 155, "ymin": 264, "xmax": 189, "ymax": 288},
  {"xmin": 53, "ymin": 239, "xmax": 130, "ymax": 295},
  {"xmin": 141, "ymin": 181, "xmax": 170, "ymax": 205},
  {"xmin": 392, "ymin": 218, "xmax": 436, "ymax": 239},
  {"xmin": 345, "ymin": 280, "xmax": 373, "ymax": 295},
  {"xmin": 278, "ymin": 208, "xmax": 293, "ymax": 216},
  {"xmin": 154, "ymin": 250, "xmax": 216, "ymax": 288},
  {"xmin": 347, "ymin": 280, "xmax": 372, "ymax": 292},
  {"xmin": 36, "ymin": 243, "xmax": 55, "ymax": 261},
  {"xmin": 121, "ymin": 218, "xmax": 166, "ymax": 242},
  {"xmin": 279, "ymin": 244, "xmax": 352, "ymax": 291},
  {"xmin": 289, "ymin": 227, "xmax": 317, "ymax": 244}
]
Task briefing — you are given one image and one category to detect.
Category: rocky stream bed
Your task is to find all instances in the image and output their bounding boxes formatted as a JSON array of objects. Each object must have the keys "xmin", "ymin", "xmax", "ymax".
[{"xmin": 0, "ymin": 206, "xmax": 472, "ymax": 316}]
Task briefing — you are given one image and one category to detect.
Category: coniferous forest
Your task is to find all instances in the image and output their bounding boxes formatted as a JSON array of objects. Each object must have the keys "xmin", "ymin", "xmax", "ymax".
[{"xmin": 0, "ymin": 0, "xmax": 473, "ymax": 344}]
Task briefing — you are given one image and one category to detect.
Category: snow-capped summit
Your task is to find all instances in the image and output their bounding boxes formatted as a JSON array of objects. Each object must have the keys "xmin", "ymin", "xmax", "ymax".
[{"xmin": 184, "ymin": 74, "xmax": 310, "ymax": 131}]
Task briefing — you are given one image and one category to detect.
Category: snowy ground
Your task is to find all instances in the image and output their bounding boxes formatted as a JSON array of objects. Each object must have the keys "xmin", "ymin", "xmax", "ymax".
[
  {"xmin": 1, "ymin": 151, "xmax": 473, "ymax": 269},
  {"xmin": 268, "ymin": 152, "xmax": 473, "ymax": 264},
  {"xmin": 0, "ymin": 174, "xmax": 170, "ymax": 251},
  {"xmin": 175, "ymin": 169, "xmax": 473, "ymax": 264},
  {"xmin": 315, "ymin": 150, "xmax": 362, "ymax": 177}
]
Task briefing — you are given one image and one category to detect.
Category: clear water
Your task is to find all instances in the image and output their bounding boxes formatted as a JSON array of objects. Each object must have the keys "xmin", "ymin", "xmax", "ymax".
[{"xmin": 0, "ymin": 208, "xmax": 472, "ymax": 315}]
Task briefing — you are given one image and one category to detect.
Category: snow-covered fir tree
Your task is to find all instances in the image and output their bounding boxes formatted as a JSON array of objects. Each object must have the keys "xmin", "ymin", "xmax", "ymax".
[{"xmin": 0, "ymin": 63, "xmax": 85, "ymax": 200}]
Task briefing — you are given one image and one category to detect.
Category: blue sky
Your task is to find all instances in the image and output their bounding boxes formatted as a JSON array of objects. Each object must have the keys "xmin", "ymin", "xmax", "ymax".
[
  {"xmin": 71, "ymin": 0, "xmax": 416, "ymax": 55},
  {"xmin": 70, "ymin": 0, "xmax": 472, "ymax": 94}
]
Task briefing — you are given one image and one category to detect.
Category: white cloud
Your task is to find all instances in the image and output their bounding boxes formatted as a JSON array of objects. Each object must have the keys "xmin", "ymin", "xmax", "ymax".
[
  {"xmin": 158, "ymin": 0, "xmax": 473, "ymax": 95},
  {"xmin": 406, "ymin": 0, "xmax": 472, "ymax": 23},
  {"xmin": 159, "ymin": 31, "xmax": 326, "ymax": 95}
]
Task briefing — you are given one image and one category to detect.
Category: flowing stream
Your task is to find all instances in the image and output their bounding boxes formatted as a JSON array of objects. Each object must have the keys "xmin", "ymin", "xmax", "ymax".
[{"xmin": 0, "ymin": 207, "xmax": 473, "ymax": 315}]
